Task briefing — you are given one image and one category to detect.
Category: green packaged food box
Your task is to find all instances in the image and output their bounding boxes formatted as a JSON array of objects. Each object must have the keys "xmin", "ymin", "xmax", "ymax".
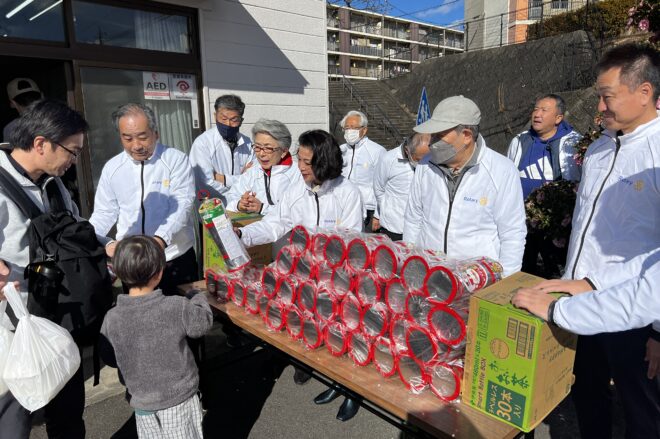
[{"xmin": 462, "ymin": 272, "xmax": 577, "ymax": 432}]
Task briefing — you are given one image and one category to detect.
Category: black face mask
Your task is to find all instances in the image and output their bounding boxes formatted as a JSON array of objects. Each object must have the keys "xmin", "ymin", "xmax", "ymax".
[{"xmin": 216, "ymin": 122, "xmax": 240, "ymax": 142}]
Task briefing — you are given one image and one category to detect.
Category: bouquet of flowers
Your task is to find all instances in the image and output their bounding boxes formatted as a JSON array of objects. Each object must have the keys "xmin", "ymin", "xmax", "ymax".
[
  {"xmin": 525, "ymin": 179, "xmax": 578, "ymax": 249},
  {"xmin": 627, "ymin": 0, "xmax": 659, "ymax": 44}
]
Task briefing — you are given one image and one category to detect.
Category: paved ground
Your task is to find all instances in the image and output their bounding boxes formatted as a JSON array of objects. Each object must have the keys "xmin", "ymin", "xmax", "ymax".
[{"xmin": 29, "ymin": 321, "xmax": 624, "ymax": 439}]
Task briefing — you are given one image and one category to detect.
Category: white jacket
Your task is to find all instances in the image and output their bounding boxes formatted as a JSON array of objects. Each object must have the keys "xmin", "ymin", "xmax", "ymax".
[
  {"xmin": 403, "ymin": 136, "xmax": 526, "ymax": 276},
  {"xmin": 563, "ymin": 117, "xmax": 660, "ymax": 290},
  {"xmin": 373, "ymin": 145, "xmax": 415, "ymax": 234},
  {"xmin": 224, "ymin": 162, "xmax": 301, "ymax": 215},
  {"xmin": 188, "ymin": 127, "xmax": 254, "ymax": 203},
  {"xmin": 555, "ymin": 249, "xmax": 660, "ymax": 334},
  {"xmin": 340, "ymin": 136, "xmax": 386, "ymax": 211},
  {"xmin": 90, "ymin": 143, "xmax": 196, "ymax": 261},
  {"xmin": 240, "ymin": 175, "xmax": 364, "ymax": 247},
  {"xmin": 0, "ymin": 150, "xmax": 84, "ymax": 289}
]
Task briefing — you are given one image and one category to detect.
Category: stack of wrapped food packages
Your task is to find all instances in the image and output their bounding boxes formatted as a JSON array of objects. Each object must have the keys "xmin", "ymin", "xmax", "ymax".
[{"xmin": 206, "ymin": 225, "xmax": 504, "ymax": 403}]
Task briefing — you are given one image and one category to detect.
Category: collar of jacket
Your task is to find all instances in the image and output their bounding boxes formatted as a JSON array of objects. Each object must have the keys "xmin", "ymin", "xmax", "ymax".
[
  {"xmin": 263, "ymin": 153, "xmax": 293, "ymax": 176},
  {"xmin": 306, "ymin": 175, "xmax": 340, "ymax": 196},
  {"xmin": 616, "ymin": 116, "xmax": 660, "ymax": 146}
]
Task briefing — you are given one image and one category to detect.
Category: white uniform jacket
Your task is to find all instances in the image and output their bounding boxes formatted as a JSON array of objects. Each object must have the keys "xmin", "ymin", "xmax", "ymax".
[
  {"xmin": 240, "ymin": 175, "xmax": 364, "ymax": 247},
  {"xmin": 563, "ymin": 117, "xmax": 660, "ymax": 290},
  {"xmin": 340, "ymin": 136, "xmax": 386, "ymax": 212},
  {"xmin": 373, "ymin": 145, "xmax": 414, "ymax": 234},
  {"xmin": 225, "ymin": 162, "xmax": 301, "ymax": 215},
  {"xmin": 0, "ymin": 150, "xmax": 85, "ymax": 289},
  {"xmin": 188, "ymin": 127, "xmax": 254, "ymax": 203},
  {"xmin": 90, "ymin": 143, "xmax": 196, "ymax": 261},
  {"xmin": 403, "ymin": 136, "xmax": 526, "ymax": 276},
  {"xmin": 555, "ymin": 249, "xmax": 660, "ymax": 334}
]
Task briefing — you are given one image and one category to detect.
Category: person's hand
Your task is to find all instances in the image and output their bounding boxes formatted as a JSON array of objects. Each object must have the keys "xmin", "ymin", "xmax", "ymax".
[
  {"xmin": 646, "ymin": 338, "xmax": 660, "ymax": 379},
  {"xmin": 371, "ymin": 218, "xmax": 380, "ymax": 232},
  {"xmin": 511, "ymin": 287, "xmax": 556, "ymax": 320},
  {"xmin": 213, "ymin": 172, "xmax": 226, "ymax": 185},
  {"xmin": 233, "ymin": 227, "xmax": 242, "ymax": 238},
  {"xmin": 245, "ymin": 192, "xmax": 262, "ymax": 213},
  {"xmin": 105, "ymin": 241, "xmax": 118, "ymax": 258},
  {"xmin": 241, "ymin": 162, "xmax": 253, "ymax": 173},
  {"xmin": 532, "ymin": 278, "xmax": 592, "ymax": 296},
  {"xmin": 238, "ymin": 192, "xmax": 251, "ymax": 212},
  {"xmin": 153, "ymin": 236, "xmax": 167, "ymax": 249}
]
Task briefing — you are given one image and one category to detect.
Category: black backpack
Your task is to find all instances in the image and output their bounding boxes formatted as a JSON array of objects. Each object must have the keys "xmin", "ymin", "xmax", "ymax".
[{"xmin": 0, "ymin": 167, "xmax": 113, "ymax": 346}]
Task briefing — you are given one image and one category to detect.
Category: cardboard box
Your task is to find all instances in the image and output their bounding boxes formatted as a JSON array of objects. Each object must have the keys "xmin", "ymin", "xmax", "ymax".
[
  {"xmin": 202, "ymin": 211, "xmax": 273, "ymax": 275},
  {"xmin": 462, "ymin": 272, "xmax": 577, "ymax": 432}
]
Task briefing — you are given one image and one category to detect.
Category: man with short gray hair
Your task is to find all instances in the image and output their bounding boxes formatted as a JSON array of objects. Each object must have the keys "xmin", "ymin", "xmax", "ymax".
[
  {"xmin": 339, "ymin": 110, "xmax": 386, "ymax": 230},
  {"xmin": 90, "ymin": 103, "xmax": 197, "ymax": 294},
  {"xmin": 404, "ymin": 95, "xmax": 526, "ymax": 276},
  {"xmin": 189, "ymin": 94, "xmax": 254, "ymax": 204}
]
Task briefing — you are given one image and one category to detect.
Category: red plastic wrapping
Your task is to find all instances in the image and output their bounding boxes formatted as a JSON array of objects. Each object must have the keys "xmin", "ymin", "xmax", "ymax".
[
  {"xmin": 323, "ymin": 230, "xmax": 362, "ymax": 268},
  {"xmin": 261, "ymin": 267, "xmax": 280, "ymax": 299},
  {"xmin": 423, "ymin": 265, "xmax": 464, "ymax": 305},
  {"xmin": 373, "ymin": 336, "xmax": 398, "ymax": 378},
  {"xmin": 275, "ymin": 276, "xmax": 298, "ymax": 305},
  {"xmin": 354, "ymin": 271, "xmax": 382, "ymax": 306},
  {"xmin": 454, "ymin": 257, "xmax": 504, "ymax": 292},
  {"xmin": 345, "ymin": 234, "xmax": 392, "ymax": 272},
  {"xmin": 428, "ymin": 305, "xmax": 468, "ymax": 347},
  {"xmin": 324, "ymin": 321, "xmax": 349, "ymax": 357},
  {"xmin": 401, "ymin": 250, "xmax": 447, "ymax": 292},
  {"xmin": 371, "ymin": 244, "xmax": 398, "ymax": 282},
  {"xmin": 330, "ymin": 264, "xmax": 353, "ymax": 298},
  {"xmin": 384, "ymin": 278, "xmax": 408, "ymax": 315},
  {"xmin": 205, "ymin": 270, "xmax": 233, "ymax": 302},
  {"xmin": 389, "ymin": 315, "xmax": 409, "ymax": 353},
  {"xmin": 263, "ymin": 299, "xmax": 286, "ymax": 332},
  {"xmin": 245, "ymin": 283, "xmax": 263, "ymax": 315},
  {"xmin": 274, "ymin": 245, "xmax": 299, "ymax": 275},
  {"xmin": 297, "ymin": 280, "xmax": 318, "ymax": 313},
  {"xmin": 284, "ymin": 305, "xmax": 304, "ymax": 340},
  {"xmin": 339, "ymin": 293, "xmax": 363, "ymax": 331},
  {"xmin": 311, "ymin": 232, "xmax": 329, "ymax": 259},
  {"xmin": 348, "ymin": 330, "xmax": 373, "ymax": 366},
  {"xmin": 314, "ymin": 287, "xmax": 339, "ymax": 323},
  {"xmin": 397, "ymin": 352, "xmax": 429, "ymax": 393},
  {"xmin": 293, "ymin": 251, "xmax": 316, "ymax": 279},
  {"xmin": 302, "ymin": 312, "xmax": 325, "ymax": 349},
  {"xmin": 361, "ymin": 302, "xmax": 390, "ymax": 338},
  {"xmin": 230, "ymin": 281, "xmax": 247, "ymax": 307},
  {"xmin": 427, "ymin": 361, "xmax": 463, "ymax": 402},
  {"xmin": 405, "ymin": 324, "xmax": 440, "ymax": 365},
  {"xmin": 405, "ymin": 291, "xmax": 432, "ymax": 326},
  {"xmin": 289, "ymin": 224, "xmax": 312, "ymax": 254}
]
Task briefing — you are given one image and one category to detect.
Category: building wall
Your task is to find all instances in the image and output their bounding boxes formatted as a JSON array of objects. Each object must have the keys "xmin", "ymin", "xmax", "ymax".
[
  {"xmin": 465, "ymin": 0, "xmax": 509, "ymax": 51},
  {"xmin": 166, "ymin": 0, "xmax": 328, "ymax": 143}
]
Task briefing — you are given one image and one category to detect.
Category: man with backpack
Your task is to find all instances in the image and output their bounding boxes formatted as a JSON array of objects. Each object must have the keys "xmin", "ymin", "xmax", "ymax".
[{"xmin": 0, "ymin": 99, "xmax": 112, "ymax": 439}]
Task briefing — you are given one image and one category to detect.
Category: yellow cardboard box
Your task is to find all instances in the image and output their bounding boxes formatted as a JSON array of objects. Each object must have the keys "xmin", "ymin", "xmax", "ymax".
[
  {"xmin": 462, "ymin": 272, "xmax": 577, "ymax": 432},
  {"xmin": 202, "ymin": 211, "xmax": 273, "ymax": 275}
]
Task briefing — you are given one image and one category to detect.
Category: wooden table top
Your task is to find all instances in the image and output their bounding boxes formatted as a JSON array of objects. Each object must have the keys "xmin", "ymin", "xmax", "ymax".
[{"xmin": 184, "ymin": 280, "xmax": 520, "ymax": 439}]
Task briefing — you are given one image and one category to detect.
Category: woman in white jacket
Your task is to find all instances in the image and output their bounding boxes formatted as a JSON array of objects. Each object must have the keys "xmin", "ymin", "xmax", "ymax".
[
  {"xmin": 225, "ymin": 119, "xmax": 300, "ymax": 214},
  {"xmin": 238, "ymin": 129, "xmax": 364, "ymax": 247}
]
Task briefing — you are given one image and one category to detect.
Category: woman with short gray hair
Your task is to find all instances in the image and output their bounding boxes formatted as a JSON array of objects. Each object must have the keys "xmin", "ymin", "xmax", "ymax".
[{"xmin": 224, "ymin": 118, "xmax": 300, "ymax": 214}]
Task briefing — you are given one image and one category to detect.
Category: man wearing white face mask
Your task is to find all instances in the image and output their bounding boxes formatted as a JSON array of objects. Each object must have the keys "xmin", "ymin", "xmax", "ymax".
[
  {"xmin": 403, "ymin": 95, "xmax": 526, "ymax": 276},
  {"xmin": 373, "ymin": 132, "xmax": 430, "ymax": 241},
  {"xmin": 339, "ymin": 110, "xmax": 386, "ymax": 231}
]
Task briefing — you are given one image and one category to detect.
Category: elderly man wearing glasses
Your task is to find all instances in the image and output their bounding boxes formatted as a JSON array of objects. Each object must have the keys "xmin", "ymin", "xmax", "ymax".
[{"xmin": 225, "ymin": 119, "xmax": 300, "ymax": 214}]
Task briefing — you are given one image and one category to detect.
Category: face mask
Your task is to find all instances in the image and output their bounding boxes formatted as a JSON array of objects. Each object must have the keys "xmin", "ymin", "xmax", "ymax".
[
  {"xmin": 429, "ymin": 138, "xmax": 465, "ymax": 165},
  {"xmin": 402, "ymin": 144, "xmax": 418, "ymax": 169},
  {"xmin": 344, "ymin": 129, "xmax": 361, "ymax": 146},
  {"xmin": 216, "ymin": 122, "xmax": 240, "ymax": 142}
]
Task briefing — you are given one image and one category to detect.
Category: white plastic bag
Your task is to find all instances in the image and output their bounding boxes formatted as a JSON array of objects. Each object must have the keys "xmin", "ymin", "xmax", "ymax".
[
  {"xmin": 2, "ymin": 283, "xmax": 80, "ymax": 411},
  {"xmin": 0, "ymin": 300, "xmax": 14, "ymax": 396}
]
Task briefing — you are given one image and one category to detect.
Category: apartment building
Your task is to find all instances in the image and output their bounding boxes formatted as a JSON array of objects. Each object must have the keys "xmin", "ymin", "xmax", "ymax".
[{"xmin": 327, "ymin": 3, "xmax": 465, "ymax": 80}]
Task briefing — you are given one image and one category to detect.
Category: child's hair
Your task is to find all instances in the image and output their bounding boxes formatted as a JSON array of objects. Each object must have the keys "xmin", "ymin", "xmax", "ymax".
[{"xmin": 113, "ymin": 235, "xmax": 166, "ymax": 289}]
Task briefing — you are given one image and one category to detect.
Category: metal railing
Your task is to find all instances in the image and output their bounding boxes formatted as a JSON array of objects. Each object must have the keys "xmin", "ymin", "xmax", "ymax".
[
  {"xmin": 328, "ymin": 65, "xmax": 342, "ymax": 75},
  {"xmin": 327, "ymin": 17, "xmax": 339, "ymax": 28},
  {"xmin": 350, "ymin": 45, "xmax": 383, "ymax": 57},
  {"xmin": 351, "ymin": 23, "xmax": 382, "ymax": 35},
  {"xmin": 382, "ymin": 28, "xmax": 410, "ymax": 40},
  {"xmin": 328, "ymin": 41, "xmax": 340, "ymax": 51},
  {"xmin": 349, "ymin": 67, "xmax": 380, "ymax": 78},
  {"xmin": 332, "ymin": 74, "xmax": 404, "ymax": 143}
]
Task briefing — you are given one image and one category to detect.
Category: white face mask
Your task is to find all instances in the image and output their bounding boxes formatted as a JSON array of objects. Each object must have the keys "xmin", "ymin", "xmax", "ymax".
[{"xmin": 344, "ymin": 129, "xmax": 361, "ymax": 146}]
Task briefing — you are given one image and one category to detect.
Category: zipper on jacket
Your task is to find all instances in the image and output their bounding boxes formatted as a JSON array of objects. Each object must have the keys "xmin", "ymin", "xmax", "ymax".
[
  {"xmin": 314, "ymin": 193, "xmax": 320, "ymax": 226},
  {"xmin": 348, "ymin": 146, "xmax": 356, "ymax": 179},
  {"xmin": 570, "ymin": 135, "xmax": 621, "ymax": 279},
  {"xmin": 264, "ymin": 173, "xmax": 274, "ymax": 205},
  {"xmin": 433, "ymin": 163, "xmax": 465, "ymax": 254},
  {"xmin": 140, "ymin": 161, "xmax": 146, "ymax": 234}
]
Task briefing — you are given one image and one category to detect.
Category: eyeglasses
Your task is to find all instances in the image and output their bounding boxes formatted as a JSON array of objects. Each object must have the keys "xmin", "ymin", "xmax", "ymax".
[
  {"xmin": 253, "ymin": 144, "xmax": 281, "ymax": 154},
  {"xmin": 51, "ymin": 140, "xmax": 80, "ymax": 158},
  {"xmin": 343, "ymin": 126, "xmax": 363, "ymax": 131}
]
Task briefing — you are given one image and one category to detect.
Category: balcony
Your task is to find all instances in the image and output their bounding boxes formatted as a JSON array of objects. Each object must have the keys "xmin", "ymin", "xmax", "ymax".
[
  {"xmin": 328, "ymin": 40, "xmax": 340, "ymax": 51},
  {"xmin": 350, "ymin": 45, "xmax": 383, "ymax": 57},
  {"xmin": 384, "ymin": 49, "xmax": 412, "ymax": 61},
  {"xmin": 350, "ymin": 23, "xmax": 381, "ymax": 35},
  {"xmin": 382, "ymin": 28, "xmax": 409, "ymax": 40},
  {"xmin": 529, "ymin": 0, "xmax": 543, "ymax": 19},
  {"xmin": 349, "ymin": 67, "xmax": 380, "ymax": 78},
  {"xmin": 328, "ymin": 65, "xmax": 342, "ymax": 75},
  {"xmin": 327, "ymin": 17, "xmax": 339, "ymax": 28}
]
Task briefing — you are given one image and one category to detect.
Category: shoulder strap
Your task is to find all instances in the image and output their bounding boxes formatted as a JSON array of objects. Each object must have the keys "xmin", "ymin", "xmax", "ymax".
[
  {"xmin": 0, "ymin": 167, "xmax": 42, "ymax": 219},
  {"xmin": 44, "ymin": 178, "xmax": 66, "ymax": 213}
]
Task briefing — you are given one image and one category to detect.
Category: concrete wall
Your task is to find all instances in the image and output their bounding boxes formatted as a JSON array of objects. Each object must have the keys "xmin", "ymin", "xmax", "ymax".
[
  {"xmin": 382, "ymin": 31, "xmax": 600, "ymax": 154},
  {"xmin": 465, "ymin": 0, "xmax": 509, "ymax": 51},
  {"xmin": 168, "ymin": 0, "xmax": 328, "ymax": 145}
]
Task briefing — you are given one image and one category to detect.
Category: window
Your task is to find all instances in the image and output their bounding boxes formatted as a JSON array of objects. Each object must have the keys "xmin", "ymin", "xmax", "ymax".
[
  {"xmin": 0, "ymin": 0, "xmax": 65, "ymax": 42},
  {"xmin": 528, "ymin": 0, "xmax": 543, "ymax": 19},
  {"xmin": 551, "ymin": 1, "xmax": 568, "ymax": 9},
  {"xmin": 73, "ymin": 1, "xmax": 192, "ymax": 53}
]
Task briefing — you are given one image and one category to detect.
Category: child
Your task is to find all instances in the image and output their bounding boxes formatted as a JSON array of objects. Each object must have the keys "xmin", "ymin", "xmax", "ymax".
[{"xmin": 99, "ymin": 235, "xmax": 212, "ymax": 438}]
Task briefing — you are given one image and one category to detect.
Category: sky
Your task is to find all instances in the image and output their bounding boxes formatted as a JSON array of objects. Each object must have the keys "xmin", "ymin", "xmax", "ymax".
[{"xmin": 329, "ymin": 1, "xmax": 466, "ymax": 28}]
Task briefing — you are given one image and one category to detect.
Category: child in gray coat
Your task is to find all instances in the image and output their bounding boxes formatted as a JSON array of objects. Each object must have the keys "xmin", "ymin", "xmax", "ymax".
[{"xmin": 99, "ymin": 235, "xmax": 212, "ymax": 439}]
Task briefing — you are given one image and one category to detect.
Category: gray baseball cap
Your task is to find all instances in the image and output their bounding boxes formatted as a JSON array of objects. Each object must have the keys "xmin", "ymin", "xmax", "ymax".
[
  {"xmin": 414, "ymin": 95, "xmax": 481, "ymax": 134},
  {"xmin": 7, "ymin": 78, "xmax": 40, "ymax": 100}
]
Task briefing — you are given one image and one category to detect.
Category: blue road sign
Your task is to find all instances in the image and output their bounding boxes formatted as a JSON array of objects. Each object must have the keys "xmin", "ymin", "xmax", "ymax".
[{"xmin": 416, "ymin": 87, "xmax": 431, "ymax": 126}]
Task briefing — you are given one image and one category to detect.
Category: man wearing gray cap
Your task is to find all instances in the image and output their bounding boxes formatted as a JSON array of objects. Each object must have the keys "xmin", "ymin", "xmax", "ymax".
[
  {"xmin": 403, "ymin": 95, "xmax": 526, "ymax": 276},
  {"xmin": 3, "ymin": 78, "xmax": 42, "ymax": 142}
]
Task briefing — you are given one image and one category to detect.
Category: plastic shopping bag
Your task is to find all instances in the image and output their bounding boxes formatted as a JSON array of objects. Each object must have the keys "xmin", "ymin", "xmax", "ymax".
[
  {"xmin": 2, "ymin": 283, "xmax": 80, "ymax": 411},
  {"xmin": 0, "ymin": 300, "xmax": 13, "ymax": 396}
]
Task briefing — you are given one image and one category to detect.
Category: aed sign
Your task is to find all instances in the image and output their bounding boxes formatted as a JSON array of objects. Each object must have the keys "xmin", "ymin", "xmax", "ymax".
[{"xmin": 143, "ymin": 72, "xmax": 170, "ymax": 100}]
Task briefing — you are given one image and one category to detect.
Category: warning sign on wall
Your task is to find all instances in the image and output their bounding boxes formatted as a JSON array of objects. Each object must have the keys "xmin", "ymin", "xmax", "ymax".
[{"xmin": 170, "ymin": 74, "xmax": 197, "ymax": 100}]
